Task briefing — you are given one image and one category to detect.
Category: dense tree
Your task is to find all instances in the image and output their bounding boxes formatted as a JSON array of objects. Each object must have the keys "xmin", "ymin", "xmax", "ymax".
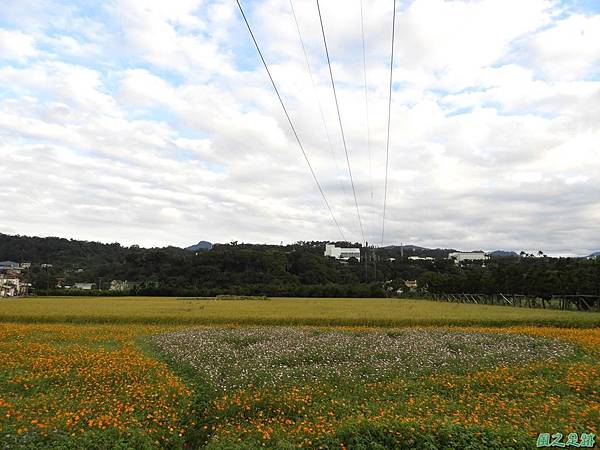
[{"xmin": 2, "ymin": 233, "xmax": 599, "ymax": 298}]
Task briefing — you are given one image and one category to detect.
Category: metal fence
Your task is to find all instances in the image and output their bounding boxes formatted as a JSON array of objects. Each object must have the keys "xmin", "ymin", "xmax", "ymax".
[{"xmin": 424, "ymin": 293, "xmax": 600, "ymax": 311}]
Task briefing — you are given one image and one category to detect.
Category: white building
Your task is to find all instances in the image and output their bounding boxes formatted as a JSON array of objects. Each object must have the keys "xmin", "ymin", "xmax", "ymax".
[
  {"xmin": 408, "ymin": 256, "xmax": 434, "ymax": 261},
  {"xmin": 110, "ymin": 280, "xmax": 138, "ymax": 291},
  {"xmin": 0, "ymin": 274, "xmax": 28, "ymax": 297},
  {"xmin": 324, "ymin": 243, "xmax": 361, "ymax": 262},
  {"xmin": 448, "ymin": 251, "xmax": 489, "ymax": 264},
  {"xmin": 73, "ymin": 283, "xmax": 95, "ymax": 290},
  {"xmin": 0, "ymin": 261, "xmax": 21, "ymax": 272}
]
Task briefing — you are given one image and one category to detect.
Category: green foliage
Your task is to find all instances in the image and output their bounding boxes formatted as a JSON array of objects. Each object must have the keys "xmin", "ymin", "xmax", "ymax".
[
  {"xmin": 320, "ymin": 421, "xmax": 533, "ymax": 450},
  {"xmin": 418, "ymin": 257, "xmax": 600, "ymax": 297},
  {"xmin": 1, "ymin": 429, "xmax": 162, "ymax": 450},
  {"xmin": 3, "ymin": 233, "xmax": 600, "ymax": 299}
]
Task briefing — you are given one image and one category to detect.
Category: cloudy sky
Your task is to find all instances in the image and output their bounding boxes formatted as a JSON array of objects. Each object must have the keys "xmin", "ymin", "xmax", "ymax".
[{"xmin": 1, "ymin": 0, "xmax": 599, "ymax": 254}]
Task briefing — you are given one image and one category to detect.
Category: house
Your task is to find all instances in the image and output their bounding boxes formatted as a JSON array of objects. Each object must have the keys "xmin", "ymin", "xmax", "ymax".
[
  {"xmin": 448, "ymin": 251, "xmax": 489, "ymax": 265},
  {"xmin": 73, "ymin": 283, "xmax": 95, "ymax": 290},
  {"xmin": 0, "ymin": 261, "xmax": 21, "ymax": 272},
  {"xmin": 0, "ymin": 273, "xmax": 29, "ymax": 297},
  {"xmin": 20, "ymin": 262, "xmax": 31, "ymax": 269},
  {"xmin": 392, "ymin": 279, "xmax": 419, "ymax": 295},
  {"xmin": 110, "ymin": 280, "xmax": 124, "ymax": 291},
  {"xmin": 404, "ymin": 280, "xmax": 418, "ymax": 290},
  {"xmin": 41, "ymin": 264, "xmax": 53, "ymax": 269},
  {"xmin": 324, "ymin": 243, "xmax": 361, "ymax": 262},
  {"xmin": 408, "ymin": 256, "xmax": 434, "ymax": 261},
  {"xmin": 0, "ymin": 262, "xmax": 30, "ymax": 297},
  {"xmin": 110, "ymin": 280, "xmax": 139, "ymax": 291},
  {"xmin": 0, "ymin": 262, "xmax": 22, "ymax": 281}
]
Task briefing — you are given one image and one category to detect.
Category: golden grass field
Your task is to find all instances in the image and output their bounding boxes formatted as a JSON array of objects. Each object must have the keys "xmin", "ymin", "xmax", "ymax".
[{"xmin": 0, "ymin": 296, "xmax": 599, "ymax": 327}]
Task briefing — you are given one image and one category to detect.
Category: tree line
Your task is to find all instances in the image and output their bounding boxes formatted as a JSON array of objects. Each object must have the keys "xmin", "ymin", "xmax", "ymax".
[{"xmin": 1, "ymin": 233, "xmax": 599, "ymax": 298}]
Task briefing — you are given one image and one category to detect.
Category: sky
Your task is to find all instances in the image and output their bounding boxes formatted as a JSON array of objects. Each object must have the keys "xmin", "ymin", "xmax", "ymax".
[{"xmin": 0, "ymin": 0, "xmax": 599, "ymax": 255}]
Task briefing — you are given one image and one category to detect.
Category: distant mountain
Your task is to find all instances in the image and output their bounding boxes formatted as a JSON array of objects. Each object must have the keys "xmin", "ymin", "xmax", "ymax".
[
  {"xmin": 185, "ymin": 241, "xmax": 213, "ymax": 252},
  {"xmin": 588, "ymin": 251, "xmax": 600, "ymax": 257},
  {"xmin": 384, "ymin": 245, "xmax": 426, "ymax": 251},
  {"xmin": 383, "ymin": 246, "xmax": 523, "ymax": 259},
  {"xmin": 489, "ymin": 250, "xmax": 519, "ymax": 258},
  {"xmin": 390, "ymin": 244, "xmax": 459, "ymax": 251},
  {"xmin": 382, "ymin": 244, "xmax": 457, "ymax": 259}
]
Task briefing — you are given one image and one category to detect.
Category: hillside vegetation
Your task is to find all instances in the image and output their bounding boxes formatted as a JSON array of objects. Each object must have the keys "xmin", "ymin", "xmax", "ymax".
[{"xmin": 2, "ymin": 233, "xmax": 600, "ymax": 298}]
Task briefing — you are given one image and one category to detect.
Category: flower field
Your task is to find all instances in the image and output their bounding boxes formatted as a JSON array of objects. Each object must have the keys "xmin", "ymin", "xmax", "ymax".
[
  {"xmin": 0, "ymin": 323, "xmax": 597, "ymax": 449},
  {"xmin": 153, "ymin": 326, "xmax": 598, "ymax": 449},
  {"xmin": 151, "ymin": 327, "xmax": 575, "ymax": 390},
  {"xmin": 0, "ymin": 324, "xmax": 194, "ymax": 449},
  {"xmin": 0, "ymin": 298, "xmax": 598, "ymax": 449}
]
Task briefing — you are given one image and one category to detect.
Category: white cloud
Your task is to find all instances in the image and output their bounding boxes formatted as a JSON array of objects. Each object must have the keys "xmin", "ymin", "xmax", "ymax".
[
  {"xmin": 526, "ymin": 14, "xmax": 600, "ymax": 80},
  {"xmin": 0, "ymin": 0, "xmax": 599, "ymax": 254},
  {"xmin": 394, "ymin": 0, "xmax": 555, "ymax": 91},
  {"xmin": 0, "ymin": 29, "xmax": 37, "ymax": 62}
]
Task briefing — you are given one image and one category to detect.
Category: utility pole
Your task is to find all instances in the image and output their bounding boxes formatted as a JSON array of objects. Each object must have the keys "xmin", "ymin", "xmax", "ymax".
[
  {"xmin": 373, "ymin": 245, "xmax": 377, "ymax": 282},
  {"xmin": 364, "ymin": 241, "xmax": 369, "ymax": 282}
]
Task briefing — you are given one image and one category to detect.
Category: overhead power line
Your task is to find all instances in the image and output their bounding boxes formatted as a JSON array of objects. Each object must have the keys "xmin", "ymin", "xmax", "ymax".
[
  {"xmin": 360, "ymin": 0, "xmax": 373, "ymax": 201},
  {"xmin": 288, "ymin": 0, "xmax": 349, "ymax": 203},
  {"xmin": 381, "ymin": 0, "xmax": 397, "ymax": 245},
  {"xmin": 235, "ymin": 0, "xmax": 346, "ymax": 241},
  {"xmin": 316, "ymin": 0, "xmax": 366, "ymax": 244}
]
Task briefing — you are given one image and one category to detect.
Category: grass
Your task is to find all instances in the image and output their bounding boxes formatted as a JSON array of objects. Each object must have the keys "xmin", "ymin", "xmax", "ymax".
[{"xmin": 1, "ymin": 296, "xmax": 600, "ymax": 327}]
